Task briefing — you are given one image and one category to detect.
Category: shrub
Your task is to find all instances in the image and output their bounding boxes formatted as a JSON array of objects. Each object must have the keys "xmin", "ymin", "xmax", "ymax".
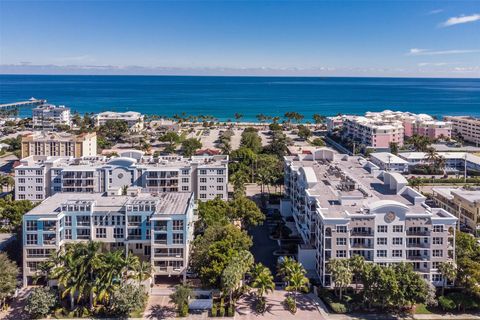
[
  {"xmin": 179, "ymin": 303, "xmax": 189, "ymax": 317},
  {"xmin": 284, "ymin": 296, "xmax": 297, "ymax": 314},
  {"xmin": 329, "ymin": 302, "xmax": 348, "ymax": 314},
  {"xmin": 211, "ymin": 304, "xmax": 217, "ymax": 317},
  {"xmin": 227, "ymin": 304, "xmax": 235, "ymax": 317},
  {"xmin": 438, "ymin": 295, "xmax": 456, "ymax": 311},
  {"xmin": 109, "ymin": 284, "xmax": 147, "ymax": 316},
  {"xmin": 25, "ymin": 287, "xmax": 57, "ymax": 319},
  {"xmin": 218, "ymin": 306, "xmax": 225, "ymax": 317}
]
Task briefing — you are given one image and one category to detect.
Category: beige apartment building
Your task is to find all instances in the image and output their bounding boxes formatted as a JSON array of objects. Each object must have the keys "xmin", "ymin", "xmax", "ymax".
[
  {"xmin": 432, "ymin": 187, "xmax": 480, "ymax": 235},
  {"xmin": 21, "ymin": 131, "xmax": 97, "ymax": 158},
  {"xmin": 444, "ymin": 116, "xmax": 480, "ymax": 146}
]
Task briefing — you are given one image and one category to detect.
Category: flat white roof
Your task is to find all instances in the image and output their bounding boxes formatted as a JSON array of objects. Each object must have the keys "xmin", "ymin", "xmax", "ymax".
[{"xmin": 371, "ymin": 152, "xmax": 408, "ymax": 165}]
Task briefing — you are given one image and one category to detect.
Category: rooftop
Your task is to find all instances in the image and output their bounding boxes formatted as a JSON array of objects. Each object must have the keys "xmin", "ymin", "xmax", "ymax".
[
  {"xmin": 25, "ymin": 191, "xmax": 193, "ymax": 216},
  {"xmin": 370, "ymin": 152, "xmax": 409, "ymax": 165},
  {"xmin": 433, "ymin": 186, "xmax": 480, "ymax": 204}
]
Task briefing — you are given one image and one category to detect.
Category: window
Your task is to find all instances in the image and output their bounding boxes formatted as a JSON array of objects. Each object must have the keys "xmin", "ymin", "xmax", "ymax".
[
  {"xmin": 432, "ymin": 274, "xmax": 442, "ymax": 282},
  {"xmin": 36, "ymin": 178, "xmax": 43, "ymax": 184},
  {"xmin": 200, "ymin": 178, "xmax": 207, "ymax": 183},
  {"xmin": 36, "ymin": 194, "xmax": 43, "ymax": 200},
  {"xmin": 393, "ymin": 225, "xmax": 403, "ymax": 233},
  {"xmin": 217, "ymin": 178, "xmax": 224, "ymax": 183},
  {"xmin": 182, "ymin": 178, "xmax": 189, "ymax": 183},
  {"xmin": 26, "ymin": 221, "xmax": 38, "ymax": 231},
  {"xmin": 200, "ymin": 186, "xmax": 207, "ymax": 191},
  {"xmin": 433, "ymin": 250, "xmax": 443, "ymax": 257},
  {"xmin": 217, "ymin": 169, "xmax": 224, "ymax": 175},
  {"xmin": 336, "ymin": 238, "xmax": 347, "ymax": 246},
  {"xmin": 433, "ymin": 237, "xmax": 443, "ymax": 245},
  {"xmin": 19, "ymin": 194, "xmax": 25, "ymax": 200},
  {"xmin": 19, "ymin": 186, "xmax": 25, "ymax": 192},
  {"xmin": 392, "ymin": 250, "xmax": 403, "ymax": 257},
  {"xmin": 336, "ymin": 250, "xmax": 347, "ymax": 258},
  {"xmin": 17, "ymin": 170, "xmax": 25, "ymax": 176},
  {"xmin": 377, "ymin": 238, "xmax": 387, "ymax": 245},
  {"xmin": 182, "ymin": 186, "xmax": 189, "ymax": 191},
  {"xmin": 377, "ymin": 225, "xmax": 387, "ymax": 233},
  {"xmin": 173, "ymin": 233, "xmax": 184, "ymax": 244},
  {"xmin": 336, "ymin": 226, "xmax": 347, "ymax": 233},
  {"xmin": 432, "ymin": 262, "xmax": 440, "ymax": 269},
  {"xmin": 377, "ymin": 250, "xmax": 387, "ymax": 258},
  {"xmin": 18, "ymin": 178, "xmax": 25, "ymax": 183},
  {"xmin": 217, "ymin": 186, "xmax": 223, "ymax": 191},
  {"xmin": 135, "ymin": 243, "xmax": 143, "ymax": 249},
  {"xmin": 200, "ymin": 194, "xmax": 207, "ymax": 199},
  {"xmin": 182, "ymin": 169, "xmax": 189, "ymax": 175},
  {"xmin": 173, "ymin": 220, "xmax": 184, "ymax": 231},
  {"xmin": 65, "ymin": 229, "xmax": 72, "ymax": 239},
  {"xmin": 433, "ymin": 225, "xmax": 444, "ymax": 233},
  {"xmin": 392, "ymin": 237, "xmax": 403, "ymax": 245},
  {"xmin": 96, "ymin": 228, "xmax": 106, "ymax": 238},
  {"xmin": 200, "ymin": 169, "xmax": 207, "ymax": 175},
  {"xmin": 26, "ymin": 234, "xmax": 37, "ymax": 245},
  {"xmin": 36, "ymin": 186, "xmax": 43, "ymax": 191},
  {"xmin": 114, "ymin": 228, "xmax": 124, "ymax": 239}
]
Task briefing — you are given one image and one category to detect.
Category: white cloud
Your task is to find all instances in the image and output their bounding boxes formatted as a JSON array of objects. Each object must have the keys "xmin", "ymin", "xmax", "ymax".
[
  {"xmin": 427, "ymin": 9, "xmax": 443, "ymax": 15},
  {"xmin": 441, "ymin": 14, "xmax": 480, "ymax": 27},
  {"xmin": 418, "ymin": 62, "xmax": 449, "ymax": 67},
  {"xmin": 407, "ymin": 48, "xmax": 480, "ymax": 56}
]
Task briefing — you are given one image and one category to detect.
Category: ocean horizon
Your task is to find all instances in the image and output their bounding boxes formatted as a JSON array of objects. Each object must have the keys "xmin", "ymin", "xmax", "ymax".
[{"xmin": 1, "ymin": 74, "xmax": 479, "ymax": 121}]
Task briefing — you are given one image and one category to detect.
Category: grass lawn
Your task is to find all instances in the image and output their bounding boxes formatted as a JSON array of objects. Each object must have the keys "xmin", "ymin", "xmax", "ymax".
[{"xmin": 414, "ymin": 304, "xmax": 433, "ymax": 314}]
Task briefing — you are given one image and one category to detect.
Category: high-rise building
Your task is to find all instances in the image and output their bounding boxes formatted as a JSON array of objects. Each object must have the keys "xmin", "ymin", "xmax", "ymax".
[
  {"xmin": 94, "ymin": 111, "xmax": 144, "ymax": 132},
  {"xmin": 444, "ymin": 116, "xmax": 480, "ymax": 146},
  {"xmin": 32, "ymin": 104, "xmax": 71, "ymax": 129},
  {"xmin": 281, "ymin": 148, "xmax": 457, "ymax": 287}
]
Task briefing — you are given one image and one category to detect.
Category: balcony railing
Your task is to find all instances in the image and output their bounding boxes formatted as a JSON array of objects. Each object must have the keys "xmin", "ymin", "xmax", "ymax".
[
  {"xmin": 406, "ymin": 230, "xmax": 430, "ymax": 236},
  {"xmin": 154, "ymin": 240, "xmax": 167, "ymax": 245},
  {"xmin": 407, "ymin": 243, "xmax": 429, "ymax": 248},
  {"xmin": 350, "ymin": 231, "xmax": 374, "ymax": 237}
]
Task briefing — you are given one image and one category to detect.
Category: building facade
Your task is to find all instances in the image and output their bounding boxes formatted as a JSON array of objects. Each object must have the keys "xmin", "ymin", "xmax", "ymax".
[
  {"xmin": 94, "ymin": 111, "xmax": 144, "ymax": 132},
  {"xmin": 15, "ymin": 150, "xmax": 228, "ymax": 202},
  {"xmin": 21, "ymin": 131, "xmax": 97, "ymax": 158},
  {"xmin": 444, "ymin": 116, "xmax": 480, "ymax": 146},
  {"xmin": 328, "ymin": 110, "xmax": 452, "ymax": 149},
  {"xmin": 32, "ymin": 104, "xmax": 71, "ymax": 129},
  {"xmin": 398, "ymin": 152, "xmax": 480, "ymax": 174},
  {"xmin": 432, "ymin": 187, "xmax": 480, "ymax": 235},
  {"xmin": 281, "ymin": 148, "xmax": 457, "ymax": 287},
  {"xmin": 22, "ymin": 189, "xmax": 195, "ymax": 286}
]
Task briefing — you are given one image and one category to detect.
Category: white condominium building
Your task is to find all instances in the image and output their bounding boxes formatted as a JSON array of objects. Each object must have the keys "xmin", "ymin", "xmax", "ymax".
[
  {"xmin": 22, "ymin": 189, "xmax": 195, "ymax": 286},
  {"xmin": 32, "ymin": 104, "xmax": 71, "ymax": 129},
  {"xmin": 398, "ymin": 152, "xmax": 480, "ymax": 174},
  {"xmin": 281, "ymin": 148, "xmax": 457, "ymax": 287},
  {"xmin": 444, "ymin": 116, "xmax": 480, "ymax": 146},
  {"xmin": 94, "ymin": 111, "xmax": 144, "ymax": 132},
  {"xmin": 21, "ymin": 131, "xmax": 97, "ymax": 159},
  {"xmin": 14, "ymin": 150, "xmax": 228, "ymax": 202}
]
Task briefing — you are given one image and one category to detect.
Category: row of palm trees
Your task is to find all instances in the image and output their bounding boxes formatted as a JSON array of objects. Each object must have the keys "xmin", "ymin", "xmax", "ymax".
[
  {"xmin": 0, "ymin": 175, "xmax": 14, "ymax": 193},
  {"xmin": 40, "ymin": 241, "xmax": 151, "ymax": 312}
]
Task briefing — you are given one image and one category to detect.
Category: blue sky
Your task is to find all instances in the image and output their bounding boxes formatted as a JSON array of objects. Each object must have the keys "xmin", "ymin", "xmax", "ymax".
[{"xmin": 0, "ymin": 0, "xmax": 479, "ymax": 77}]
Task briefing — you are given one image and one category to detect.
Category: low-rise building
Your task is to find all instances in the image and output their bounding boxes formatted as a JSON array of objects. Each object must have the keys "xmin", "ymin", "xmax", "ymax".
[
  {"xmin": 444, "ymin": 116, "xmax": 480, "ymax": 146},
  {"xmin": 432, "ymin": 187, "xmax": 480, "ymax": 235},
  {"xmin": 22, "ymin": 189, "xmax": 195, "ymax": 286},
  {"xmin": 281, "ymin": 148, "xmax": 457, "ymax": 287},
  {"xmin": 94, "ymin": 111, "xmax": 144, "ymax": 132},
  {"xmin": 21, "ymin": 131, "xmax": 97, "ymax": 158},
  {"xmin": 15, "ymin": 150, "xmax": 228, "ymax": 202},
  {"xmin": 398, "ymin": 152, "xmax": 480, "ymax": 174},
  {"xmin": 370, "ymin": 152, "xmax": 409, "ymax": 172},
  {"xmin": 32, "ymin": 104, "xmax": 71, "ymax": 129}
]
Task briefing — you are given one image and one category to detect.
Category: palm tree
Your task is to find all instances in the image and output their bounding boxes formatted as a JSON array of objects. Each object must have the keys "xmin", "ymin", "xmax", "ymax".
[
  {"xmin": 131, "ymin": 260, "xmax": 152, "ymax": 285},
  {"xmin": 348, "ymin": 255, "xmax": 365, "ymax": 293},
  {"xmin": 438, "ymin": 261, "xmax": 457, "ymax": 296},
  {"xmin": 327, "ymin": 259, "xmax": 352, "ymax": 300},
  {"xmin": 169, "ymin": 284, "xmax": 191, "ymax": 315},
  {"xmin": 234, "ymin": 113, "xmax": 243, "ymax": 123},
  {"xmin": 250, "ymin": 263, "xmax": 275, "ymax": 312},
  {"xmin": 277, "ymin": 257, "xmax": 298, "ymax": 287},
  {"xmin": 284, "ymin": 267, "xmax": 309, "ymax": 313}
]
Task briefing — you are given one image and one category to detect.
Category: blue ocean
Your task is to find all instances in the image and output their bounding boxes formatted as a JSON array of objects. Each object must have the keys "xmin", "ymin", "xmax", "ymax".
[{"xmin": 0, "ymin": 75, "xmax": 479, "ymax": 121}]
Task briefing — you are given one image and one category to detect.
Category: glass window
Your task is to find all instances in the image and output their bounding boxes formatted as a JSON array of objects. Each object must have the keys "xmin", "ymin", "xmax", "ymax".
[
  {"xmin": 377, "ymin": 225, "xmax": 387, "ymax": 233},
  {"xmin": 377, "ymin": 238, "xmax": 387, "ymax": 245}
]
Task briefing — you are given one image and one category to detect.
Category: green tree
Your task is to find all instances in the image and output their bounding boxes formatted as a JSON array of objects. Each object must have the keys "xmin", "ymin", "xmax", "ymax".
[
  {"xmin": 312, "ymin": 114, "xmax": 326, "ymax": 126},
  {"xmin": 297, "ymin": 125, "xmax": 312, "ymax": 140},
  {"xmin": 311, "ymin": 138, "xmax": 325, "ymax": 147},
  {"xmin": 159, "ymin": 131, "xmax": 181, "ymax": 153},
  {"xmin": 221, "ymin": 250, "xmax": 253, "ymax": 303},
  {"xmin": 169, "ymin": 284, "xmax": 192, "ymax": 317},
  {"xmin": 250, "ymin": 263, "xmax": 275, "ymax": 313},
  {"xmin": 389, "ymin": 142, "xmax": 399, "ymax": 155},
  {"xmin": 0, "ymin": 253, "xmax": 18, "ymax": 307},
  {"xmin": 284, "ymin": 266, "xmax": 309, "ymax": 313},
  {"xmin": 234, "ymin": 113, "xmax": 243, "ymax": 123},
  {"xmin": 109, "ymin": 284, "xmax": 147, "ymax": 316},
  {"xmin": 348, "ymin": 255, "xmax": 365, "ymax": 293},
  {"xmin": 98, "ymin": 119, "xmax": 129, "ymax": 143},
  {"xmin": 438, "ymin": 261, "xmax": 457, "ymax": 296},
  {"xmin": 240, "ymin": 128, "xmax": 262, "ymax": 153},
  {"xmin": 228, "ymin": 196, "xmax": 265, "ymax": 227},
  {"xmin": 25, "ymin": 287, "xmax": 57, "ymax": 319},
  {"xmin": 327, "ymin": 259, "xmax": 352, "ymax": 300},
  {"xmin": 181, "ymin": 138, "xmax": 202, "ymax": 157},
  {"xmin": 191, "ymin": 224, "xmax": 252, "ymax": 288}
]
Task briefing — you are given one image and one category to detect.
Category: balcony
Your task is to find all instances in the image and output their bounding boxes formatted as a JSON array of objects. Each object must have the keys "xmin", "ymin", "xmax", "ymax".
[
  {"xmin": 351, "ymin": 242, "xmax": 373, "ymax": 249},
  {"xmin": 406, "ymin": 230, "xmax": 430, "ymax": 236},
  {"xmin": 350, "ymin": 231, "xmax": 374, "ymax": 237},
  {"xmin": 406, "ymin": 254, "xmax": 429, "ymax": 261},
  {"xmin": 154, "ymin": 239, "xmax": 168, "ymax": 245},
  {"xmin": 407, "ymin": 243, "xmax": 430, "ymax": 248},
  {"xmin": 127, "ymin": 235, "xmax": 142, "ymax": 240}
]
